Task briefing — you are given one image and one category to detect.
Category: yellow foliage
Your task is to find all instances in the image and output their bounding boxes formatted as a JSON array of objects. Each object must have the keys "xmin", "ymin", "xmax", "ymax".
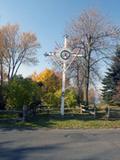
[
  {"xmin": 32, "ymin": 69, "xmax": 54, "ymax": 82},
  {"xmin": 32, "ymin": 68, "xmax": 61, "ymax": 92},
  {"xmin": 31, "ymin": 69, "xmax": 61, "ymax": 107}
]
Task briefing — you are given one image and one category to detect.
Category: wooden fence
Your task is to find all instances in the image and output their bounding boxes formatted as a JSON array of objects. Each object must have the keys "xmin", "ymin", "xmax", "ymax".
[
  {"xmin": 106, "ymin": 106, "xmax": 120, "ymax": 119},
  {"xmin": 0, "ymin": 109, "xmax": 23, "ymax": 122}
]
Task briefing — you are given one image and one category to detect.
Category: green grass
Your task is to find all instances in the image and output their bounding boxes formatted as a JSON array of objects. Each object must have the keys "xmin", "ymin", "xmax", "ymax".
[
  {"xmin": 0, "ymin": 113, "xmax": 18, "ymax": 119},
  {"xmin": 0, "ymin": 114, "xmax": 120, "ymax": 129},
  {"xmin": 52, "ymin": 119, "xmax": 120, "ymax": 129}
]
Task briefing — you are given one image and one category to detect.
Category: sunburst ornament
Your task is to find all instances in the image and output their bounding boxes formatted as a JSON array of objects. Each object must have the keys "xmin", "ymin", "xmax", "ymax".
[{"xmin": 60, "ymin": 49, "xmax": 71, "ymax": 60}]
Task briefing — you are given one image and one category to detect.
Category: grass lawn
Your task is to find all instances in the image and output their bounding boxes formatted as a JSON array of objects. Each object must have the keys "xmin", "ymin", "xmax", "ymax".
[{"xmin": 0, "ymin": 114, "xmax": 120, "ymax": 129}]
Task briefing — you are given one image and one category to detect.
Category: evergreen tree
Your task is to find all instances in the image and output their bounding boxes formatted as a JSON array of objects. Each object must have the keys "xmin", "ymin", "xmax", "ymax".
[
  {"xmin": 113, "ymin": 81, "xmax": 120, "ymax": 105},
  {"xmin": 102, "ymin": 47, "xmax": 120, "ymax": 104}
]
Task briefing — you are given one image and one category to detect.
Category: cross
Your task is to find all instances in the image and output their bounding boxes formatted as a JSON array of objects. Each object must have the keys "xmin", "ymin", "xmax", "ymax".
[{"xmin": 44, "ymin": 35, "xmax": 83, "ymax": 116}]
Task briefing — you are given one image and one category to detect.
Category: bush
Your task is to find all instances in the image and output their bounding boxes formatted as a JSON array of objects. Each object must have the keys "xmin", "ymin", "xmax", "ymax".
[
  {"xmin": 65, "ymin": 88, "xmax": 77, "ymax": 108},
  {"xmin": 5, "ymin": 75, "xmax": 41, "ymax": 110}
]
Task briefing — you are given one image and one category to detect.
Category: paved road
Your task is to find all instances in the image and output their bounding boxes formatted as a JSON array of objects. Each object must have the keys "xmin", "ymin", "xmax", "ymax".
[{"xmin": 0, "ymin": 128, "xmax": 120, "ymax": 160}]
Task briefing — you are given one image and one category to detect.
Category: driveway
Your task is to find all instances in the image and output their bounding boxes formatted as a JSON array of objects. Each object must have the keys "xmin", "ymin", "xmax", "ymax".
[{"xmin": 0, "ymin": 128, "xmax": 120, "ymax": 160}]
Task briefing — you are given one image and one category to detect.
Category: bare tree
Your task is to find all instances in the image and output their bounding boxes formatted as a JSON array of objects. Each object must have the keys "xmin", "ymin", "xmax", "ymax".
[
  {"xmin": 0, "ymin": 31, "xmax": 4, "ymax": 86},
  {"xmin": 0, "ymin": 24, "xmax": 40, "ymax": 80},
  {"xmin": 0, "ymin": 31, "xmax": 7, "ymax": 109},
  {"xmin": 66, "ymin": 9, "xmax": 120, "ymax": 107},
  {"xmin": 66, "ymin": 55, "xmax": 84, "ymax": 108}
]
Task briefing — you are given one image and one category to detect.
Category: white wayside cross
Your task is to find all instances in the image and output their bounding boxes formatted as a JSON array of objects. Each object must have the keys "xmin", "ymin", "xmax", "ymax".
[{"xmin": 44, "ymin": 35, "xmax": 83, "ymax": 116}]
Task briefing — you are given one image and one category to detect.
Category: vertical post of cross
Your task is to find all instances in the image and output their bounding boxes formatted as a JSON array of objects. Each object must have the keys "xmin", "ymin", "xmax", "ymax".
[
  {"xmin": 61, "ymin": 62, "xmax": 66, "ymax": 116},
  {"xmin": 60, "ymin": 35, "xmax": 68, "ymax": 116}
]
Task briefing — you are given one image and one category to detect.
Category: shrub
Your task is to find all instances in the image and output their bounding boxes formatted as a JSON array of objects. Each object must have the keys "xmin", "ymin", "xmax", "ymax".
[{"xmin": 5, "ymin": 75, "xmax": 41, "ymax": 110}]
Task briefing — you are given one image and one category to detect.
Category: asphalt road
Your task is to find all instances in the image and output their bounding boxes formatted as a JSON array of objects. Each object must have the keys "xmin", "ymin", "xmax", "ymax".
[{"xmin": 0, "ymin": 128, "xmax": 120, "ymax": 160}]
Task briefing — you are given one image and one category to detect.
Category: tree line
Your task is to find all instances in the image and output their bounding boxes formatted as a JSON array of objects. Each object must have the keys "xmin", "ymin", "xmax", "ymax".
[
  {"xmin": 53, "ymin": 9, "xmax": 120, "ymax": 108},
  {"xmin": 0, "ymin": 9, "xmax": 120, "ymax": 111}
]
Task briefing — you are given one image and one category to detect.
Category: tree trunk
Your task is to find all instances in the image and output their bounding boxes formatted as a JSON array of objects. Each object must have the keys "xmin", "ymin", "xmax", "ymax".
[
  {"xmin": 84, "ymin": 50, "xmax": 91, "ymax": 109},
  {"xmin": 76, "ymin": 65, "xmax": 80, "ymax": 107},
  {"xmin": 0, "ymin": 59, "xmax": 4, "ymax": 110},
  {"xmin": 86, "ymin": 56, "xmax": 90, "ymax": 107}
]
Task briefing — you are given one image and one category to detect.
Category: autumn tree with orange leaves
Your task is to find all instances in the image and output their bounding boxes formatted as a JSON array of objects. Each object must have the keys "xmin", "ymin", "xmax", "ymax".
[
  {"xmin": 0, "ymin": 23, "xmax": 40, "ymax": 81},
  {"xmin": 32, "ymin": 69, "xmax": 61, "ymax": 108}
]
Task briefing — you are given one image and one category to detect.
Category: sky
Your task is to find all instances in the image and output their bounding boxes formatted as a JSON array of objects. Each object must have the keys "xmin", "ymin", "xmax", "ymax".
[{"xmin": 0, "ymin": 0, "xmax": 120, "ymax": 77}]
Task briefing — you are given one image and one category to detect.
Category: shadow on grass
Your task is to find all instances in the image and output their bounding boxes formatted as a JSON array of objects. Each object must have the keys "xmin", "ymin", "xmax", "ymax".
[
  {"xmin": 27, "ymin": 113, "xmax": 101, "ymax": 126},
  {"xmin": 0, "ymin": 122, "xmax": 37, "ymax": 131},
  {"xmin": 0, "ymin": 112, "xmax": 119, "ymax": 131},
  {"xmin": 0, "ymin": 114, "xmax": 56, "ymax": 131}
]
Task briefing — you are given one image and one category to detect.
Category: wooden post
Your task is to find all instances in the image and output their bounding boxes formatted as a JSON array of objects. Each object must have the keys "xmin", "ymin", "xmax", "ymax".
[
  {"xmin": 106, "ymin": 105, "xmax": 110, "ymax": 119},
  {"xmin": 107, "ymin": 106, "xmax": 110, "ymax": 119},
  {"xmin": 23, "ymin": 105, "xmax": 27, "ymax": 122},
  {"xmin": 94, "ymin": 104, "xmax": 96, "ymax": 119}
]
